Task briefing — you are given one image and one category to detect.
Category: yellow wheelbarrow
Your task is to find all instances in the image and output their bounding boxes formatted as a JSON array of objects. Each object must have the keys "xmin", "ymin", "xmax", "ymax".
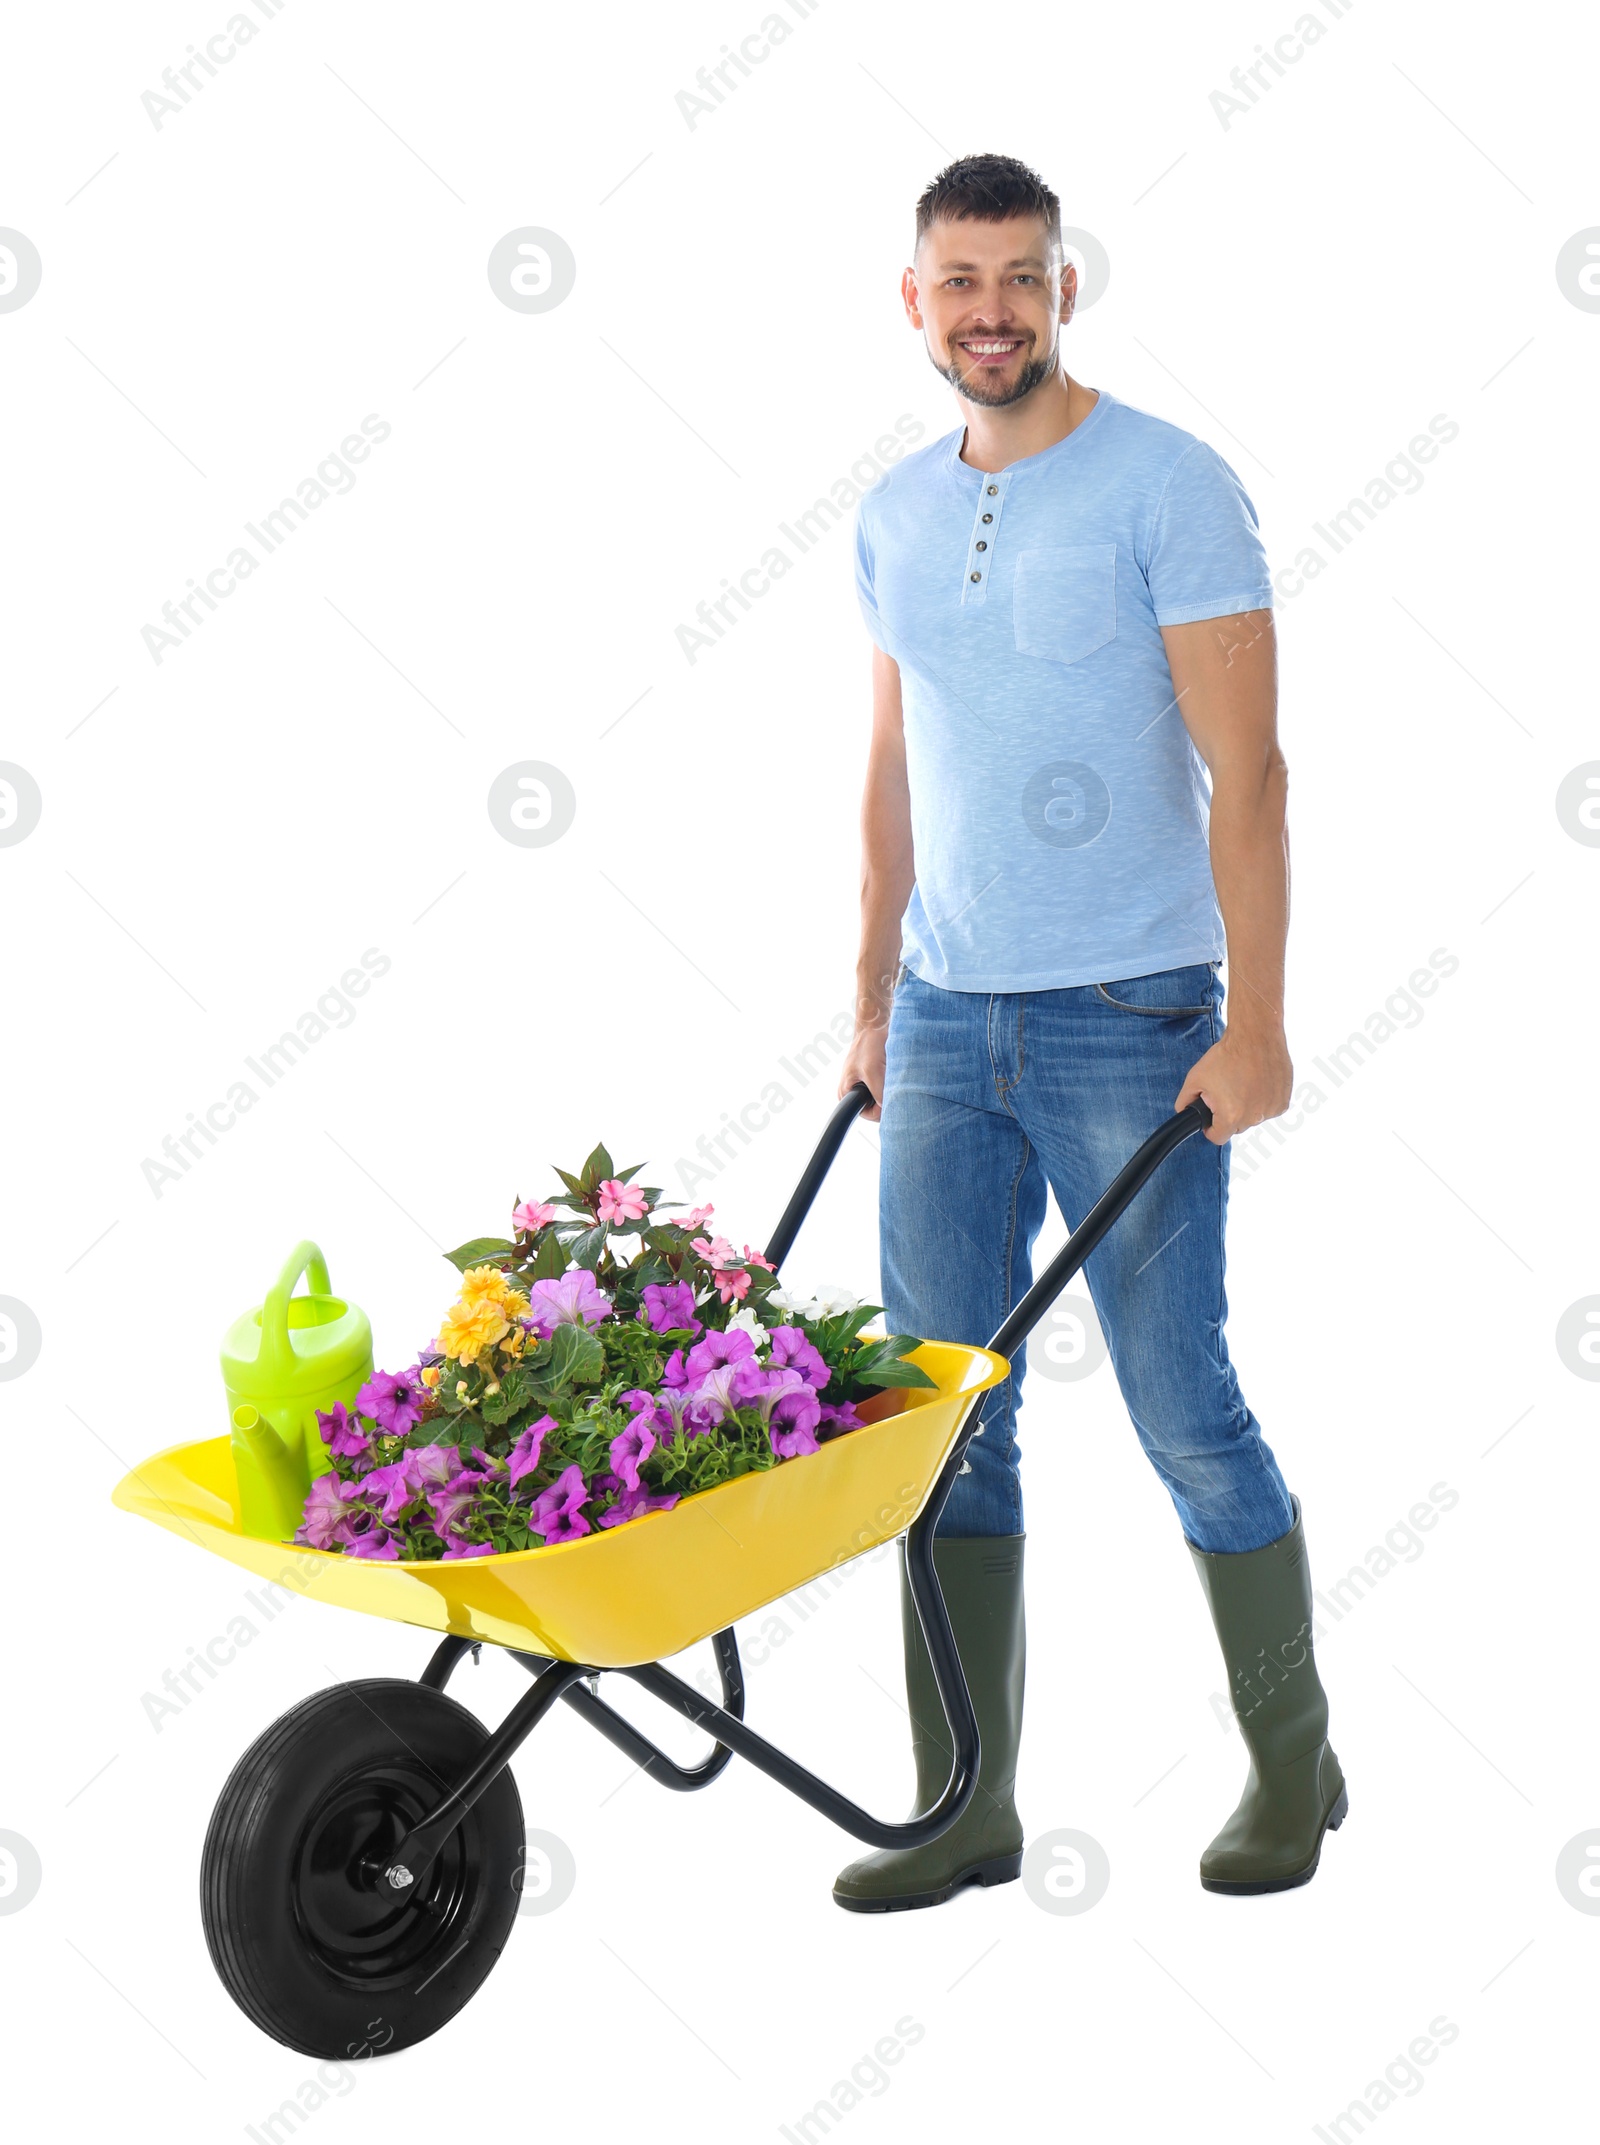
[{"xmin": 115, "ymin": 1083, "xmax": 1212, "ymax": 2058}]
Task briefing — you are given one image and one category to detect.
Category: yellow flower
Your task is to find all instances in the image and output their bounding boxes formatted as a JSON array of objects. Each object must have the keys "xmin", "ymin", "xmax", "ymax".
[
  {"xmin": 419, "ymin": 1365, "xmax": 441, "ymax": 1389},
  {"xmin": 502, "ymin": 1290, "xmax": 530, "ymax": 1318},
  {"xmin": 437, "ymin": 1295, "xmax": 511, "ymax": 1363},
  {"xmin": 501, "ymin": 1326, "xmax": 526, "ymax": 1358},
  {"xmin": 459, "ymin": 1265, "xmax": 512, "ymax": 1307}
]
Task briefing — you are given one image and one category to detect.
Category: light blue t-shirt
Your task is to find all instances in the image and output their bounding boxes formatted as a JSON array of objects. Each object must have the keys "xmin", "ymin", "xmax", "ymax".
[{"xmin": 854, "ymin": 387, "xmax": 1274, "ymax": 993}]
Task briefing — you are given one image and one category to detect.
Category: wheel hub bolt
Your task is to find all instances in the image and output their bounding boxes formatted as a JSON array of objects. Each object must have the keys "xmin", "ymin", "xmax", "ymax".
[{"xmin": 386, "ymin": 1864, "xmax": 415, "ymax": 1890}]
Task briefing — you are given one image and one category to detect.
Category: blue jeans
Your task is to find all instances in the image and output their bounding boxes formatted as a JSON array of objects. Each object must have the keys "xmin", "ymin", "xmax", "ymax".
[{"xmin": 878, "ymin": 962, "xmax": 1293, "ymax": 1555}]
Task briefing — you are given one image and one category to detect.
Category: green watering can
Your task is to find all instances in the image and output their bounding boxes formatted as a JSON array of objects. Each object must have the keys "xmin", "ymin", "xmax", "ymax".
[{"xmin": 220, "ymin": 1241, "xmax": 373, "ymax": 1542}]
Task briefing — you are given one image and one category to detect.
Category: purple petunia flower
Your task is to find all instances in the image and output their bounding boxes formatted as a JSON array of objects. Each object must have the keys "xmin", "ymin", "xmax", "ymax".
[
  {"xmin": 646, "ymin": 1387, "xmax": 691, "ymax": 1439},
  {"xmin": 524, "ymin": 1269, "xmax": 613, "ymax": 1337},
  {"xmin": 609, "ymin": 1417, "xmax": 657, "ymax": 1493},
  {"xmin": 360, "ymin": 1443, "xmax": 458, "ymax": 1527},
  {"xmin": 767, "ymin": 1324, "xmax": 831, "ymax": 1392},
  {"xmin": 638, "ymin": 1281, "xmax": 702, "ymax": 1337},
  {"xmin": 529, "ymin": 1462, "xmax": 590, "ymax": 1542},
  {"xmin": 355, "ymin": 1366, "xmax": 428, "ymax": 1438},
  {"xmin": 660, "ymin": 1348, "xmax": 689, "ymax": 1391},
  {"xmin": 817, "ymin": 1400, "xmax": 862, "ymax": 1436},
  {"xmin": 344, "ymin": 1525, "xmax": 402, "ymax": 1560},
  {"xmin": 316, "ymin": 1402, "xmax": 371, "ymax": 1465},
  {"xmin": 297, "ymin": 1472, "xmax": 363, "ymax": 1550},
  {"xmin": 441, "ymin": 1534, "xmax": 496, "ymax": 1560},
  {"xmin": 508, "ymin": 1413, "xmax": 556, "ymax": 1487},
  {"xmin": 768, "ymin": 1384, "xmax": 823, "ymax": 1460},
  {"xmin": 599, "ymin": 1486, "xmax": 680, "ymax": 1529},
  {"xmin": 683, "ymin": 1327, "xmax": 757, "ymax": 1386},
  {"xmin": 358, "ymin": 1459, "xmax": 417, "ymax": 1527},
  {"xmin": 427, "ymin": 1469, "xmax": 488, "ymax": 1536}
]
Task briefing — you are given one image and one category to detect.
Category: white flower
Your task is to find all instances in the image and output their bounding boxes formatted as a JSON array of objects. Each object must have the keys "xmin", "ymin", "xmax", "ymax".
[
  {"xmin": 809, "ymin": 1283, "xmax": 864, "ymax": 1319},
  {"xmin": 726, "ymin": 1303, "xmax": 767, "ymax": 1346},
  {"xmin": 766, "ymin": 1286, "xmax": 815, "ymax": 1316}
]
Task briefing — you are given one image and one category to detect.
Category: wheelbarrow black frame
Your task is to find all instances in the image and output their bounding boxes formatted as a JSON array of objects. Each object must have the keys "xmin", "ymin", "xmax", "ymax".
[{"xmin": 365, "ymin": 1082, "xmax": 1215, "ymax": 1899}]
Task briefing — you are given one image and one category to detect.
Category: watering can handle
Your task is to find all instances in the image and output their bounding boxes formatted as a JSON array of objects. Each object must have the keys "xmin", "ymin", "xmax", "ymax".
[{"xmin": 256, "ymin": 1240, "xmax": 333, "ymax": 1383}]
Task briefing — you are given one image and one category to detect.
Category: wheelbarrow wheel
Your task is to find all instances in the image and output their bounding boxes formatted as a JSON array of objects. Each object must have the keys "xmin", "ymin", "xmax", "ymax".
[{"xmin": 201, "ymin": 1678, "xmax": 524, "ymax": 2058}]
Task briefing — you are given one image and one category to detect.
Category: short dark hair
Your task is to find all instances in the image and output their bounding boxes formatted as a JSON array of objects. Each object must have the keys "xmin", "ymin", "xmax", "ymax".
[{"xmin": 914, "ymin": 154, "xmax": 1062, "ymax": 258}]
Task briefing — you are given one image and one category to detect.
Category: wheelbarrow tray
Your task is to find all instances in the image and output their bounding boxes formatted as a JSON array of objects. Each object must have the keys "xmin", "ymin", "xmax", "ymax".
[{"xmin": 113, "ymin": 1340, "xmax": 1007, "ymax": 1669}]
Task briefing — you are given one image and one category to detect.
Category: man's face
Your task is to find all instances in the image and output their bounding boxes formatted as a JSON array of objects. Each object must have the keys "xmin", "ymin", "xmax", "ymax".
[{"xmin": 904, "ymin": 215, "xmax": 1074, "ymax": 409}]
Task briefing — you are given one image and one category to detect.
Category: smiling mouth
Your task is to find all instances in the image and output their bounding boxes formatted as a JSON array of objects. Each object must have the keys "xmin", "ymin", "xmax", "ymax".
[{"xmin": 958, "ymin": 337, "xmax": 1025, "ymax": 364}]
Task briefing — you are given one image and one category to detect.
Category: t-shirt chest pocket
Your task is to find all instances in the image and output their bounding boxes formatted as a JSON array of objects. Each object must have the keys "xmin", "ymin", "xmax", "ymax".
[{"xmin": 1011, "ymin": 543, "xmax": 1118, "ymax": 667}]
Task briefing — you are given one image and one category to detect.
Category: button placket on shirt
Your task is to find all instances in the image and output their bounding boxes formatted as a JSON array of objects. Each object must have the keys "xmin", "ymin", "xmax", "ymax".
[{"xmin": 960, "ymin": 472, "xmax": 1010, "ymax": 608}]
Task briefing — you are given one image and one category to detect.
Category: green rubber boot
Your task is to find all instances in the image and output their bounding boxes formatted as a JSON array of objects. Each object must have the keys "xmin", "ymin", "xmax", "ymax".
[
  {"xmin": 1189, "ymin": 1495, "xmax": 1348, "ymax": 1895},
  {"xmin": 833, "ymin": 1536, "xmax": 1025, "ymax": 1913}
]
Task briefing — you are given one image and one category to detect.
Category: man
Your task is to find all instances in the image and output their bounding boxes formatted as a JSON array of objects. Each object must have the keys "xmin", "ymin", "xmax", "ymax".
[{"xmin": 834, "ymin": 153, "xmax": 1345, "ymax": 1910}]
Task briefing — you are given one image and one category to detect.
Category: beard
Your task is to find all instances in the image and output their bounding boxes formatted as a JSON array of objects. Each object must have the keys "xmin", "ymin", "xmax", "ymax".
[{"xmin": 931, "ymin": 332, "xmax": 1059, "ymax": 408}]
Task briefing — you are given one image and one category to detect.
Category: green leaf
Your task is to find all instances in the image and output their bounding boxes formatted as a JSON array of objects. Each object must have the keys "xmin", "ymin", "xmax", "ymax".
[
  {"xmin": 442, "ymin": 1235, "xmax": 515, "ymax": 1274},
  {"xmin": 548, "ymin": 1321, "xmax": 605, "ymax": 1388},
  {"xmin": 568, "ymin": 1223, "xmax": 608, "ymax": 1270},
  {"xmin": 579, "ymin": 1142, "xmax": 614, "ymax": 1191},
  {"xmin": 482, "ymin": 1365, "xmax": 534, "ymax": 1426},
  {"xmin": 528, "ymin": 1232, "xmax": 568, "ymax": 1279},
  {"xmin": 852, "ymin": 1359, "xmax": 937, "ymax": 1391}
]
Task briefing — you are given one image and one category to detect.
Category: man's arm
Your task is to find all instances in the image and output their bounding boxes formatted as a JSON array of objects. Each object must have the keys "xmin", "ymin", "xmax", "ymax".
[
  {"xmin": 838, "ymin": 645, "xmax": 915, "ymax": 1123},
  {"xmin": 1160, "ymin": 608, "xmax": 1292, "ymax": 1145}
]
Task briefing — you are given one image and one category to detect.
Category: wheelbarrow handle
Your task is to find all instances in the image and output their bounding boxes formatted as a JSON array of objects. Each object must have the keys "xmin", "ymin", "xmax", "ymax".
[
  {"xmin": 986, "ymin": 1098, "xmax": 1214, "ymax": 1364},
  {"xmin": 762, "ymin": 1079, "xmax": 875, "ymax": 1270}
]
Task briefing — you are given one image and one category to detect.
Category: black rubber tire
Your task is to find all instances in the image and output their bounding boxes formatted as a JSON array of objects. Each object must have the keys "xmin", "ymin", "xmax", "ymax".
[{"xmin": 200, "ymin": 1679, "xmax": 524, "ymax": 2057}]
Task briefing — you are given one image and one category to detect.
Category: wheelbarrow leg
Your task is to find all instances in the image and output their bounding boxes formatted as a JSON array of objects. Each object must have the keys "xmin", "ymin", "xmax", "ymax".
[
  {"xmin": 419, "ymin": 1634, "xmax": 480, "ymax": 1690},
  {"xmin": 508, "ymin": 1628, "xmax": 747, "ymax": 1792}
]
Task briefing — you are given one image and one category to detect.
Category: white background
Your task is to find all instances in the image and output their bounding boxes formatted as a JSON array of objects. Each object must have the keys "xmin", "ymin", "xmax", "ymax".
[{"xmin": 2, "ymin": 0, "xmax": 1597, "ymax": 2137}]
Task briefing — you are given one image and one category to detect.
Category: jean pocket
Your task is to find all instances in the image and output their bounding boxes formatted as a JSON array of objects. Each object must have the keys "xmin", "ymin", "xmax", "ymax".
[
  {"xmin": 1012, "ymin": 544, "xmax": 1117, "ymax": 666},
  {"xmin": 1093, "ymin": 963, "xmax": 1217, "ymax": 1017}
]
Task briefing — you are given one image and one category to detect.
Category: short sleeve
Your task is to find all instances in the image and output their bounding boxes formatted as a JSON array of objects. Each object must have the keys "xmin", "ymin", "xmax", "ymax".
[
  {"xmin": 1145, "ymin": 441, "xmax": 1273, "ymax": 627},
  {"xmin": 854, "ymin": 500, "xmax": 891, "ymax": 652}
]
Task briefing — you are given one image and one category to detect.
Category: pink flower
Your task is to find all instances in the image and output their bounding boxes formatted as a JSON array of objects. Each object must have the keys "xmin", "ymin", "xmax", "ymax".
[
  {"xmin": 692, "ymin": 1234, "xmax": 741, "ymax": 1268},
  {"xmin": 743, "ymin": 1245, "xmax": 776, "ymax": 1272},
  {"xmin": 678, "ymin": 1204, "xmax": 715, "ymax": 1230},
  {"xmin": 712, "ymin": 1267, "xmax": 751, "ymax": 1305},
  {"xmin": 597, "ymin": 1178, "xmax": 649, "ymax": 1225},
  {"xmin": 513, "ymin": 1199, "xmax": 557, "ymax": 1234}
]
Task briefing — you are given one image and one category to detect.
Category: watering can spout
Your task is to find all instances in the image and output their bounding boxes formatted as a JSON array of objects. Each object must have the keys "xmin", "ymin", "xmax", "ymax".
[{"xmin": 231, "ymin": 1405, "xmax": 310, "ymax": 1541}]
